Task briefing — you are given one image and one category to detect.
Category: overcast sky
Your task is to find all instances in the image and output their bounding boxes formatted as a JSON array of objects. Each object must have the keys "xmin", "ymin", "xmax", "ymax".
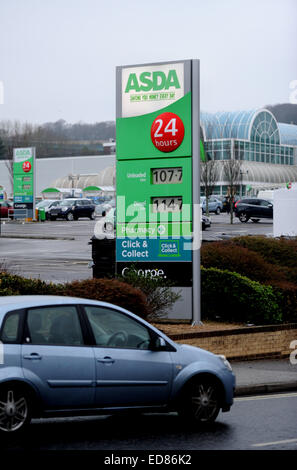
[{"xmin": 0, "ymin": 0, "xmax": 296, "ymax": 124}]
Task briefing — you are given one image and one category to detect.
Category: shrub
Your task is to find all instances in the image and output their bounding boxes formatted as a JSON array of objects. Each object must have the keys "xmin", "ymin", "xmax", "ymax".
[
  {"xmin": 231, "ymin": 236, "xmax": 297, "ymax": 270},
  {"xmin": 63, "ymin": 278, "xmax": 151, "ymax": 319},
  {"xmin": 0, "ymin": 287, "xmax": 16, "ymax": 296},
  {"xmin": 0, "ymin": 272, "xmax": 62, "ymax": 296},
  {"xmin": 201, "ymin": 266, "xmax": 282, "ymax": 324},
  {"xmin": 201, "ymin": 242, "xmax": 285, "ymax": 284},
  {"xmin": 0, "ymin": 272, "xmax": 151, "ymax": 320},
  {"xmin": 269, "ymin": 280, "xmax": 297, "ymax": 323}
]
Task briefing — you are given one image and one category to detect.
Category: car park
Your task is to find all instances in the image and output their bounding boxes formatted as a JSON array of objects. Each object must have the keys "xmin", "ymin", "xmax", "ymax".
[
  {"xmin": 234, "ymin": 198, "xmax": 273, "ymax": 223},
  {"xmin": 48, "ymin": 198, "xmax": 96, "ymax": 221},
  {"xmin": 0, "ymin": 295, "xmax": 235, "ymax": 433},
  {"xmin": 201, "ymin": 196, "xmax": 223, "ymax": 215},
  {"xmin": 0, "ymin": 201, "xmax": 14, "ymax": 219}
]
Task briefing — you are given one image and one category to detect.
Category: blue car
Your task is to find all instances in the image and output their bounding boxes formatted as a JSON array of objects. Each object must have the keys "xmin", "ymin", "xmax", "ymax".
[
  {"xmin": 201, "ymin": 196, "xmax": 223, "ymax": 215},
  {"xmin": 0, "ymin": 296, "xmax": 235, "ymax": 433}
]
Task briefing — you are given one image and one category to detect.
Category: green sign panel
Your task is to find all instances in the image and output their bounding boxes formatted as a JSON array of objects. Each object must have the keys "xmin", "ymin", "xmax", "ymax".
[
  {"xmin": 116, "ymin": 60, "xmax": 200, "ymax": 321},
  {"xmin": 13, "ymin": 147, "xmax": 36, "ymax": 219}
]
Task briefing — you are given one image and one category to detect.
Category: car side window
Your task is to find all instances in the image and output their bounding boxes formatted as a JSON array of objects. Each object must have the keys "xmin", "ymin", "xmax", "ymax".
[
  {"xmin": 259, "ymin": 200, "xmax": 271, "ymax": 207},
  {"xmin": 0, "ymin": 311, "xmax": 21, "ymax": 343},
  {"xmin": 84, "ymin": 306, "xmax": 151, "ymax": 350},
  {"xmin": 25, "ymin": 305, "xmax": 84, "ymax": 346}
]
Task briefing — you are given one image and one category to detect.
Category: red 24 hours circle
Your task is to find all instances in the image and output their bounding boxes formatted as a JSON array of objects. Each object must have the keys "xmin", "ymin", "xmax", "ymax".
[
  {"xmin": 22, "ymin": 161, "xmax": 31, "ymax": 172},
  {"xmin": 151, "ymin": 112, "xmax": 185, "ymax": 153}
]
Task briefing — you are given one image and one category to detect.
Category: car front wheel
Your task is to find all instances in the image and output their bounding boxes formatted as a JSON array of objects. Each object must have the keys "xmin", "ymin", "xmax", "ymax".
[
  {"xmin": 66, "ymin": 212, "xmax": 74, "ymax": 221},
  {"xmin": 179, "ymin": 378, "xmax": 221, "ymax": 424},
  {"xmin": 239, "ymin": 212, "xmax": 249, "ymax": 223},
  {"xmin": 0, "ymin": 386, "xmax": 32, "ymax": 433}
]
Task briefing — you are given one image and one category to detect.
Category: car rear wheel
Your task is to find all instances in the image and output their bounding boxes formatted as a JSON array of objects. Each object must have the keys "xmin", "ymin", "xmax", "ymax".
[
  {"xmin": 89, "ymin": 211, "xmax": 95, "ymax": 220},
  {"xmin": 215, "ymin": 207, "xmax": 221, "ymax": 215},
  {"xmin": 0, "ymin": 386, "xmax": 32, "ymax": 433},
  {"xmin": 239, "ymin": 212, "xmax": 249, "ymax": 223},
  {"xmin": 179, "ymin": 378, "xmax": 221, "ymax": 424}
]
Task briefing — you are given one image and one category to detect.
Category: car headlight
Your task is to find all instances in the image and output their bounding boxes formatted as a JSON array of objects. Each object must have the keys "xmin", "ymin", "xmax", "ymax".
[
  {"xmin": 217, "ymin": 354, "xmax": 232, "ymax": 372},
  {"xmin": 61, "ymin": 207, "xmax": 68, "ymax": 211}
]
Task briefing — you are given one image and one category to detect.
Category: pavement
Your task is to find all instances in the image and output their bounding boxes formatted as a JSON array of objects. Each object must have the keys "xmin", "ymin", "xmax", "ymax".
[{"xmin": 230, "ymin": 358, "xmax": 297, "ymax": 396}]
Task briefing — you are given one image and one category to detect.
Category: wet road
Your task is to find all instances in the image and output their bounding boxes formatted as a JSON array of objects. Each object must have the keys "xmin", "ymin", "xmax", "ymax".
[{"xmin": 3, "ymin": 392, "xmax": 297, "ymax": 451}]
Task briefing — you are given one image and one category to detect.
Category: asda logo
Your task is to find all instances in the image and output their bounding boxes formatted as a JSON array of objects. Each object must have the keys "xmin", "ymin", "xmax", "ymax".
[
  {"xmin": 125, "ymin": 70, "xmax": 181, "ymax": 93},
  {"xmin": 15, "ymin": 149, "xmax": 32, "ymax": 157}
]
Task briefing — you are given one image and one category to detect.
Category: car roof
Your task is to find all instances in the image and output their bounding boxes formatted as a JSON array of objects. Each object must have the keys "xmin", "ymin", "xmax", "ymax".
[
  {"xmin": 0, "ymin": 295, "xmax": 177, "ymax": 347},
  {"xmin": 0, "ymin": 295, "xmax": 109, "ymax": 308},
  {"xmin": 0, "ymin": 296, "xmax": 131, "ymax": 325}
]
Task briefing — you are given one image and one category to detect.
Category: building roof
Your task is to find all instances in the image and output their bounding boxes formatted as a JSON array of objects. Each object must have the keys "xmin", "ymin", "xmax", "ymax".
[
  {"xmin": 278, "ymin": 123, "xmax": 297, "ymax": 146},
  {"xmin": 201, "ymin": 108, "xmax": 297, "ymax": 147},
  {"xmin": 217, "ymin": 162, "xmax": 297, "ymax": 186}
]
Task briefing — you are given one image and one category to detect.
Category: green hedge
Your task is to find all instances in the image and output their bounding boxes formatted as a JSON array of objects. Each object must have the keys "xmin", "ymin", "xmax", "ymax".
[
  {"xmin": 201, "ymin": 266, "xmax": 282, "ymax": 324},
  {"xmin": 201, "ymin": 242, "xmax": 284, "ymax": 284}
]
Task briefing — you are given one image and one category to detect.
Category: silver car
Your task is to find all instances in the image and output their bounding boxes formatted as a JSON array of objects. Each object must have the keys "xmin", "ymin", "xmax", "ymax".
[{"xmin": 0, "ymin": 295, "xmax": 235, "ymax": 434}]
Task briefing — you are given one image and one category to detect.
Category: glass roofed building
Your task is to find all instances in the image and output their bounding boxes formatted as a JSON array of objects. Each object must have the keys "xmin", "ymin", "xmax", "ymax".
[{"xmin": 200, "ymin": 108, "xmax": 297, "ymax": 196}]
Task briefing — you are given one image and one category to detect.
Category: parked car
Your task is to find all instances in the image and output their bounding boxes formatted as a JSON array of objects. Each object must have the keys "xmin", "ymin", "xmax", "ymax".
[
  {"xmin": 201, "ymin": 196, "xmax": 223, "ymax": 215},
  {"xmin": 48, "ymin": 198, "xmax": 96, "ymax": 221},
  {"xmin": 0, "ymin": 201, "xmax": 14, "ymax": 219},
  {"xmin": 202, "ymin": 214, "xmax": 211, "ymax": 230},
  {"xmin": 36, "ymin": 199, "xmax": 61, "ymax": 220},
  {"xmin": 95, "ymin": 198, "xmax": 116, "ymax": 217},
  {"xmin": 234, "ymin": 198, "xmax": 273, "ymax": 223},
  {"xmin": 0, "ymin": 295, "xmax": 235, "ymax": 433}
]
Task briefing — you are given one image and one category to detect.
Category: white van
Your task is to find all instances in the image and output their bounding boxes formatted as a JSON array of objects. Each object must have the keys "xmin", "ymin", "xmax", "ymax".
[{"xmin": 257, "ymin": 190, "xmax": 274, "ymax": 201}]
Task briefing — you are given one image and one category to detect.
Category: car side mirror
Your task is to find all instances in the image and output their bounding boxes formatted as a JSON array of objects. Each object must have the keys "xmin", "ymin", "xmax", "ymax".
[{"xmin": 151, "ymin": 336, "xmax": 167, "ymax": 351}]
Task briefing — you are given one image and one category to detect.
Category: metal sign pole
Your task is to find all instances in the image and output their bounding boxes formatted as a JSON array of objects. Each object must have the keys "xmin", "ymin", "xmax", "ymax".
[{"xmin": 191, "ymin": 59, "xmax": 201, "ymax": 325}]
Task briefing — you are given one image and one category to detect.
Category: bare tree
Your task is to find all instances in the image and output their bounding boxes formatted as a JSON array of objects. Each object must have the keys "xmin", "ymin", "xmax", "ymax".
[
  {"xmin": 200, "ymin": 158, "xmax": 219, "ymax": 215},
  {"xmin": 222, "ymin": 158, "xmax": 242, "ymax": 224}
]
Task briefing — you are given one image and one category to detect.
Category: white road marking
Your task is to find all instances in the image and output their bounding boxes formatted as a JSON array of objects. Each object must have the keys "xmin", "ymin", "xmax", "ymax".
[{"xmin": 252, "ymin": 438, "xmax": 297, "ymax": 447}]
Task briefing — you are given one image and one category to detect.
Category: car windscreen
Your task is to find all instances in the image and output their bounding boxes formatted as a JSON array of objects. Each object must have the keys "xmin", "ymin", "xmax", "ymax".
[
  {"xmin": 37, "ymin": 200, "xmax": 52, "ymax": 208},
  {"xmin": 59, "ymin": 200, "xmax": 75, "ymax": 207}
]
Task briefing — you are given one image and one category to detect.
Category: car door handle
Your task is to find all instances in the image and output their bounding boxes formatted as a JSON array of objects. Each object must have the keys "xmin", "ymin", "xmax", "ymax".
[
  {"xmin": 97, "ymin": 357, "xmax": 115, "ymax": 364},
  {"xmin": 23, "ymin": 353, "xmax": 42, "ymax": 360}
]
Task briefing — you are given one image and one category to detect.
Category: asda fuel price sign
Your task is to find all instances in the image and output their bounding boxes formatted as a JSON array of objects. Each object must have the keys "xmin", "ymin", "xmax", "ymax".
[
  {"xmin": 116, "ymin": 60, "xmax": 200, "ymax": 321},
  {"xmin": 13, "ymin": 147, "xmax": 36, "ymax": 220}
]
